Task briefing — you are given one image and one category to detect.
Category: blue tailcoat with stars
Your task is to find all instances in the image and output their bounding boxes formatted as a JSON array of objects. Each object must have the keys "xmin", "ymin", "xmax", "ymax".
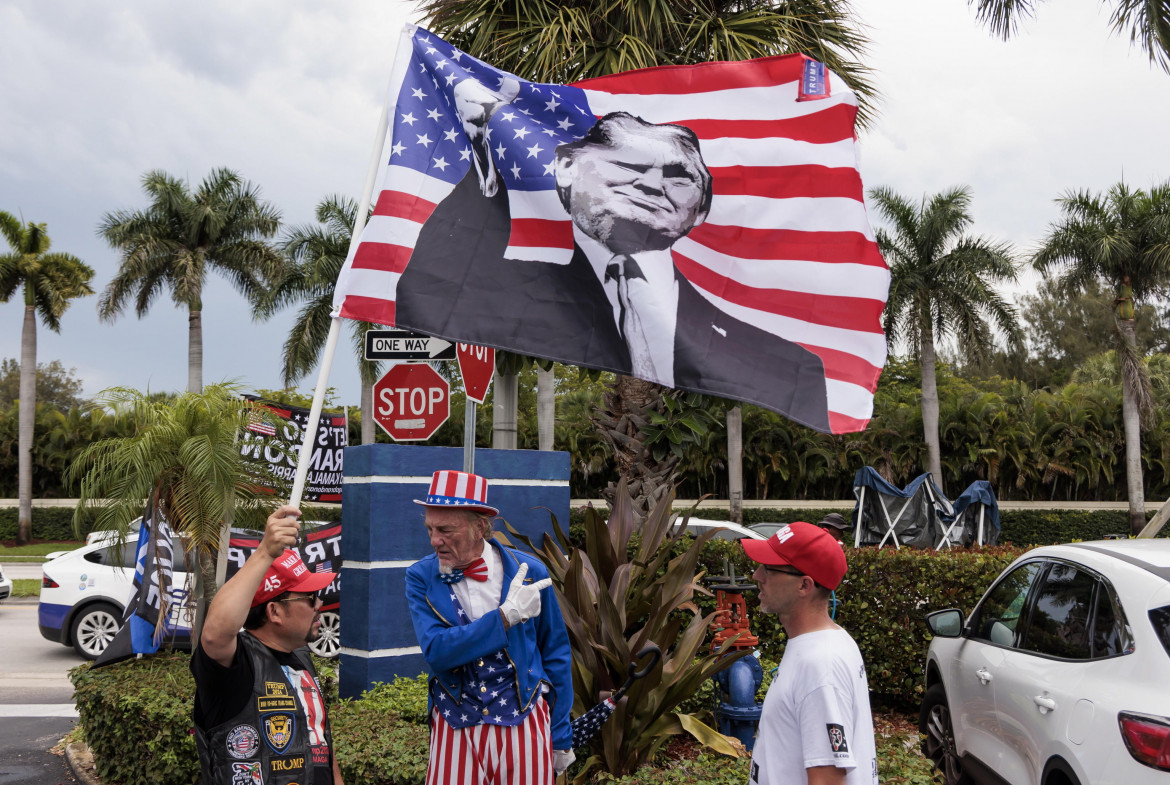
[{"xmin": 405, "ymin": 538, "xmax": 574, "ymax": 749}]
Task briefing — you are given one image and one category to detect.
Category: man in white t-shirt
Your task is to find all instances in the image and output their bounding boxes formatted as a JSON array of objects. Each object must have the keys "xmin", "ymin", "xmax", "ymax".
[{"xmin": 742, "ymin": 522, "xmax": 878, "ymax": 785}]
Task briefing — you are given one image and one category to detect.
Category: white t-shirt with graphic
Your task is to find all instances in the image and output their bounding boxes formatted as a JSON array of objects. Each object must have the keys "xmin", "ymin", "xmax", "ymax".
[{"xmin": 749, "ymin": 626, "xmax": 878, "ymax": 785}]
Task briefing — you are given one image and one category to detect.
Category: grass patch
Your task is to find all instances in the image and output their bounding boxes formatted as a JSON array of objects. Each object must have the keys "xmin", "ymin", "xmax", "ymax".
[
  {"xmin": 12, "ymin": 578, "xmax": 40, "ymax": 597},
  {"xmin": 1, "ymin": 541, "xmax": 83, "ymax": 561}
]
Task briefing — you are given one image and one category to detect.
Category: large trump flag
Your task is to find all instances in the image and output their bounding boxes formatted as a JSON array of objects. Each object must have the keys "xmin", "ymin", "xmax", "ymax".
[{"xmin": 332, "ymin": 25, "xmax": 888, "ymax": 434}]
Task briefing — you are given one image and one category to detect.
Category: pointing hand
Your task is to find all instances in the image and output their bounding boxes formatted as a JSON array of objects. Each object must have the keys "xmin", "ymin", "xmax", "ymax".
[{"xmin": 499, "ymin": 563, "xmax": 552, "ymax": 627}]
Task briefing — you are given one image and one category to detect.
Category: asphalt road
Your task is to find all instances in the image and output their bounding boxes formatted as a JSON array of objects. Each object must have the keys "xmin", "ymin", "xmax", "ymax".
[
  {"xmin": 0, "ymin": 600, "xmax": 81, "ymax": 784},
  {"xmin": 0, "ymin": 603, "xmax": 80, "ymax": 706}
]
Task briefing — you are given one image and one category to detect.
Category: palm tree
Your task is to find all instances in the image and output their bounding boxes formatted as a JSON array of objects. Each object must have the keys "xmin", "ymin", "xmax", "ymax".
[
  {"xmin": 66, "ymin": 384, "xmax": 280, "ymax": 631},
  {"xmin": 419, "ymin": 0, "xmax": 877, "ymax": 515},
  {"xmin": 971, "ymin": 0, "xmax": 1170, "ymax": 73},
  {"xmin": 98, "ymin": 168, "xmax": 285, "ymax": 394},
  {"xmin": 1033, "ymin": 180, "xmax": 1170, "ymax": 534},
  {"xmin": 0, "ymin": 211, "xmax": 95, "ymax": 544},
  {"xmin": 257, "ymin": 195, "xmax": 383, "ymax": 443},
  {"xmin": 869, "ymin": 186, "xmax": 1021, "ymax": 493}
]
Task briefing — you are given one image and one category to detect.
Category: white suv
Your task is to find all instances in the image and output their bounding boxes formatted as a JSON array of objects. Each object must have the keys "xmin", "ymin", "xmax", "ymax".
[
  {"xmin": 38, "ymin": 535, "xmax": 195, "ymax": 659},
  {"xmin": 39, "ymin": 532, "xmax": 342, "ymax": 660},
  {"xmin": 921, "ymin": 539, "xmax": 1170, "ymax": 785}
]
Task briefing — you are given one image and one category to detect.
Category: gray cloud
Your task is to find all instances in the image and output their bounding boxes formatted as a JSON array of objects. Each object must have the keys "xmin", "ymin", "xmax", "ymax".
[{"xmin": 2, "ymin": 0, "xmax": 1168, "ymax": 408}]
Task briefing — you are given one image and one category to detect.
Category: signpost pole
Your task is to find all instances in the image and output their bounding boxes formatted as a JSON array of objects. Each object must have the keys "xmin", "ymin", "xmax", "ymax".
[{"xmin": 463, "ymin": 402, "xmax": 476, "ymax": 473}]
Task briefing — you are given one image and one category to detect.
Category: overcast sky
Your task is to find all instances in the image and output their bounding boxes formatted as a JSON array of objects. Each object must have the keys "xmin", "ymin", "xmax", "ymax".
[{"xmin": 2, "ymin": 0, "xmax": 1168, "ymax": 407}]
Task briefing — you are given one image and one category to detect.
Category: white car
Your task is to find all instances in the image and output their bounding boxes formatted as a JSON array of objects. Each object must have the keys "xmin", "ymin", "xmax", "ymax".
[
  {"xmin": 38, "ymin": 535, "xmax": 196, "ymax": 659},
  {"xmin": 38, "ymin": 534, "xmax": 341, "ymax": 660},
  {"xmin": 920, "ymin": 539, "xmax": 1170, "ymax": 785},
  {"xmin": 672, "ymin": 517, "xmax": 766, "ymax": 541},
  {"xmin": 0, "ymin": 563, "xmax": 12, "ymax": 603}
]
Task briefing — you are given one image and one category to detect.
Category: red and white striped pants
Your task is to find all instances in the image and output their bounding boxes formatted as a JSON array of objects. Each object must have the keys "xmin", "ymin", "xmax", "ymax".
[{"xmin": 425, "ymin": 697, "xmax": 554, "ymax": 785}]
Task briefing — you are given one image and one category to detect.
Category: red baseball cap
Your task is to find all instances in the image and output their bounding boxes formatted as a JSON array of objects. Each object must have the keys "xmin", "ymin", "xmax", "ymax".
[
  {"xmin": 742, "ymin": 522, "xmax": 848, "ymax": 590},
  {"xmin": 251, "ymin": 549, "xmax": 336, "ymax": 607}
]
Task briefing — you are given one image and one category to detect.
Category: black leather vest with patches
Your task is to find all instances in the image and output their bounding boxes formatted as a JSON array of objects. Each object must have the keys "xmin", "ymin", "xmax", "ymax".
[{"xmin": 194, "ymin": 633, "xmax": 334, "ymax": 785}]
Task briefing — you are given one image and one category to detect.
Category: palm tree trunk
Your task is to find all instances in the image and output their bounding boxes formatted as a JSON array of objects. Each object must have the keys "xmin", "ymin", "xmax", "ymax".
[
  {"xmin": 920, "ymin": 317, "xmax": 944, "ymax": 493},
  {"xmin": 537, "ymin": 366, "xmax": 555, "ymax": 451},
  {"xmin": 595, "ymin": 375, "xmax": 679, "ymax": 517},
  {"xmin": 188, "ymin": 308, "xmax": 203, "ymax": 394},
  {"xmin": 1118, "ymin": 318, "xmax": 1146, "ymax": 534},
  {"xmin": 17, "ymin": 303, "xmax": 36, "ymax": 545},
  {"xmin": 727, "ymin": 406, "xmax": 743, "ymax": 523}
]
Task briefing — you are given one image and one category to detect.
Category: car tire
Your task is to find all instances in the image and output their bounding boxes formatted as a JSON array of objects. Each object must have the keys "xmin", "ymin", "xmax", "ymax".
[
  {"xmin": 71, "ymin": 602, "xmax": 122, "ymax": 660},
  {"xmin": 920, "ymin": 683, "xmax": 970, "ymax": 785},
  {"xmin": 308, "ymin": 611, "xmax": 340, "ymax": 659}
]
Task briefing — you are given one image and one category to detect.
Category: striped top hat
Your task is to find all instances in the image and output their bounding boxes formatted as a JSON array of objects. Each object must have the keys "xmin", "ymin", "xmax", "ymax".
[{"xmin": 414, "ymin": 470, "xmax": 499, "ymax": 516}]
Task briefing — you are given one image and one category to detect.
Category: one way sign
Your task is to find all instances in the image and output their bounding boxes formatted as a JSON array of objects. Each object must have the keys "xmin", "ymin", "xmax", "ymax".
[{"xmin": 364, "ymin": 330, "xmax": 456, "ymax": 361}]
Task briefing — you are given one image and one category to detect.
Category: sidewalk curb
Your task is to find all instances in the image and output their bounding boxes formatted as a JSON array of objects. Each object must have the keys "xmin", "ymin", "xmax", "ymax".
[{"xmin": 65, "ymin": 741, "xmax": 102, "ymax": 785}]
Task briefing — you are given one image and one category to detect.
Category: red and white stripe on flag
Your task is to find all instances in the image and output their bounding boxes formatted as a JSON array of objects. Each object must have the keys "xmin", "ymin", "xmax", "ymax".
[{"xmin": 332, "ymin": 26, "xmax": 888, "ymax": 434}]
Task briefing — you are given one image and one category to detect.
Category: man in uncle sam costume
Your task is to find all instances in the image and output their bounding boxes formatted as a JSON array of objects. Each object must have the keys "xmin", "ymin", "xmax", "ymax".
[{"xmin": 405, "ymin": 470, "xmax": 575, "ymax": 785}]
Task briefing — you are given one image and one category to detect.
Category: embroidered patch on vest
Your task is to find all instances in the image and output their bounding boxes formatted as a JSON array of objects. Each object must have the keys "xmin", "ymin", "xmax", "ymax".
[
  {"xmin": 258, "ymin": 681, "xmax": 297, "ymax": 713},
  {"xmin": 264, "ymin": 713, "xmax": 297, "ymax": 754},
  {"xmin": 226, "ymin": 725, "xmax": 260, "ymax": 760},
  {"xmin": 269, "ymin": 756, "xmax": 305, "ymax": 773},
  {"xmin": 232, "ymin": 762, "xmax": 263, "ymax": 785}
]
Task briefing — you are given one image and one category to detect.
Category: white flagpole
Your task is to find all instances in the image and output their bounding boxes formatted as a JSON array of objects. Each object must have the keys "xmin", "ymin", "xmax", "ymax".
[{"xmin": 289, "ymin": 48, "xmax": 399, "ymax": 509}]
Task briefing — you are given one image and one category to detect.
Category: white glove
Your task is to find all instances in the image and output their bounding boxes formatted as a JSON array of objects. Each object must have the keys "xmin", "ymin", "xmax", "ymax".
[
  {"xmin": 553, "ymin": 748, "xmax": 575, "ymax": 774},
  {"xmin": 498, "ymin": 563, "xmax": 552, "ymax": 627}
]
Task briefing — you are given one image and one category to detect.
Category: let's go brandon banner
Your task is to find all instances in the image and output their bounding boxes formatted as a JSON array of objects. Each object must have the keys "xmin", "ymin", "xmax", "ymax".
[{"xmin": 332, "ymin": 25, "xmax": 888, "ymax": 434}]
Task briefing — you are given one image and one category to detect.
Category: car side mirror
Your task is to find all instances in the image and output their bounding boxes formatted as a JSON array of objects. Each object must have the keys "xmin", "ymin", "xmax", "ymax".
[{"xmin": 926, "ymin": 608, "xmax": 965, "ymax": 638}]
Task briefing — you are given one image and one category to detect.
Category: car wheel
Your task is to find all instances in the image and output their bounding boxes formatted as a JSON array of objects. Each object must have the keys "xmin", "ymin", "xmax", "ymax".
[
  {"xmin": 71, "ymin": 603, "xmax": 122, "ymax": 660},
  {"xmin": 920, "ymin": 683, "xmax": 970, "ymax": 785},
  {"xmin": 308, "ymin": 611, "xmax": 340, "ymax": 659}
]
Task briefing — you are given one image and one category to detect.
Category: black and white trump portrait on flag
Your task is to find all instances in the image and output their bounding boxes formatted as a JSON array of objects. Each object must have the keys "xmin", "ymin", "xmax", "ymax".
[{"xmin": 333, "ymin": 26, "xmax": 889, "ymax": 434}]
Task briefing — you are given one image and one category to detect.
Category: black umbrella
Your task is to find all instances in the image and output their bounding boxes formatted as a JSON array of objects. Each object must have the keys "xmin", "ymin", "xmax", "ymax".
[{"xmin": 570, "ymin": 644, "xmax": 662, "ymax": 748}]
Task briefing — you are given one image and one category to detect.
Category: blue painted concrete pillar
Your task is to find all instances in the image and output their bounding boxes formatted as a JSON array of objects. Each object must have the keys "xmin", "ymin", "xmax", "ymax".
[{"xmin": 338, "ymin": 443, "xmax": 571, "ymax": 699}]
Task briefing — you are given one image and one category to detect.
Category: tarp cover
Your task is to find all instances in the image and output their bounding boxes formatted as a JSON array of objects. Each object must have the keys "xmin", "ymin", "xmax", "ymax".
[
  {"xmin": 851, "ymin": 467, "xmax": 951, "ymax": 548},
  {"xmin": 936, "ymin": 480, "xmax": 1001, "ymax": 547}
]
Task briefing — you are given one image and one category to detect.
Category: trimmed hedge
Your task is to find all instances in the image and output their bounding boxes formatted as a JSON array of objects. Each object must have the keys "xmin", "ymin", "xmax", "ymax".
[
  {"xmin": 71, "ymin": 543, "xmax": 1019, "ymax": 785},
  {"xmin": 0, "ymin": 506, "xmax": 102, "ymax": 541},
  {"xmin": 676, "ymin": 536, "xmax": 1024, "ymax": 710},
  {"xmin": 0, "ymin": 503, "xmax": 342, "ymax": 542},
  {"xmin": 644, "ymin": 506, "xmax": 1164, "ymax": 545},
  {"xmin": 71, "ymin": 653, "xmax": 340, "ymax": 785},
  {"xmin": 6, "ymin": 502, "xmax": 1166, "ymax": 544},
  {"xmin": 74, "ymin": 658, "xmax": 931, "ymax": 785}
]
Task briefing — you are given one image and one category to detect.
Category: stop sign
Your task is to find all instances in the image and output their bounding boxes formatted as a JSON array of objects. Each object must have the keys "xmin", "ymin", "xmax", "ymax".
[
  {"xmin": 457, "ymin": 343, "xmax": 495, "ymax": 404},
  {"xmin": 372, "ymin": 363, "xmax": 450, "ymax": 441}
]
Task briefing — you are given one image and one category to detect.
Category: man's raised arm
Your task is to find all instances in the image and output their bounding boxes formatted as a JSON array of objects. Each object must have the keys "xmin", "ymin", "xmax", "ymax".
[{"xmin": 198, "ymin": 505, "xmax": 301, "ymax": 666}]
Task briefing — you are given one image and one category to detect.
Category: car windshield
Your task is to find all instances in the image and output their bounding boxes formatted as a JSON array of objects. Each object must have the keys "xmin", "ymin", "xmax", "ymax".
[{"xmin": 1151, "ymin": 605, "xmax": 1170, "ymax": 659}]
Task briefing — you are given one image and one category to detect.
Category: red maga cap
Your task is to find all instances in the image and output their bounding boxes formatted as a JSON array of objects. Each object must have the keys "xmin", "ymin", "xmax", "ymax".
[
  {"xmin": 251, "ymin": 549, "xmax": 336, "ymax": 607},
  {"xmin": 741, "ymin": 522, "xmax": 847, "ymax": 590}
]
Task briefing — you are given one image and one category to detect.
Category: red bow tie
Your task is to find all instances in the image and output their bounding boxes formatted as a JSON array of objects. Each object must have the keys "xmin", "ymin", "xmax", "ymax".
[{"xmin": 457, "ymin": 557, "xmax": 488, "ymax": 582}]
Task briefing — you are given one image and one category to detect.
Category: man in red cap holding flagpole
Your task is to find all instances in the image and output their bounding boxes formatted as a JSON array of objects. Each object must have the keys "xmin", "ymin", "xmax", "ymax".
[
  {"xmin": 741, "ymin": 522, "xmax": 877, "ymax": 785},
  {"xmin": 191, "ymin": 505, "xmax": 342, "ymax": 785},
  {"xmin": 405, "ymin": 470, "xmax": 575, "ymax": 785}
]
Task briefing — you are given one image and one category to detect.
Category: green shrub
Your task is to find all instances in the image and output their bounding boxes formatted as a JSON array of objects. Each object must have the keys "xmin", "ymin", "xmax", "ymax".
[
  {"xmin": 676, "ymin": 535, "xmax": 1024, "ymax": 710},
  {"xmin": 70, "ymin": 651, "xmax": 342, "ymax": 785},
  {"xmin": 71, "ymin": 653, "xmax": 200, "ymax": 785},
  {"xmin": 0, "ymin": 506, "xmax": 101, "ymax": 541},
  {"xmin": 330, "ymin": 677, "xmax": 431, "ymax": 785}
]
